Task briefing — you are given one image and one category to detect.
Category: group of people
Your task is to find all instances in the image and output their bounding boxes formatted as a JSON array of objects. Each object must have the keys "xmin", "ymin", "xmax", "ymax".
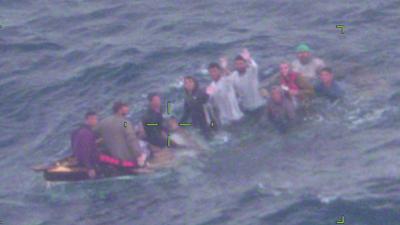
[{"xmin": 70, "ymin": 43, "xmax": 345, "ymax": 178}]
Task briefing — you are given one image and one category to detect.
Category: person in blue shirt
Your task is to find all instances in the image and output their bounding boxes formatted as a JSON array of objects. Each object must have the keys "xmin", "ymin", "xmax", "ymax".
[{"xmin": 314, "ymin": 67, "xmax": 344, "ymax": 102}]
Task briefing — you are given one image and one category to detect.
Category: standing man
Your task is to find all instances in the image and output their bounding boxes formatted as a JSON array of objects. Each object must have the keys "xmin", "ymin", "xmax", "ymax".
[
  {"xmin": 291, "ymin": 44, "xmax": 326, "ymax": 81},
  {"xmin": 206, "ymin": 62, "xmax": 244, "ymax": 126},
  {"xmin": 96, "ymin": 102, "xmax": 146, "ymax": 165},
  {"xmin": 71, "ymin": 111, "xmax": 99, "ymax": 178},
  {"xmin": 230, "ymin": 49, "xmax": 266, "ymax": 115}
]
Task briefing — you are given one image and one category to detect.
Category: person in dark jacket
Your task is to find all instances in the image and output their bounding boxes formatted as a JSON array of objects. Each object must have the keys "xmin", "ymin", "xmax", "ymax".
[
  {"xmin": 142, "ymin": 93, "xmax": 168, "ymax": 149},
  {"xmin": 180, "ymin": 76, "xmax": 211, "ymax": 138},
  {"xmin": 267, "ymin": 86, "xmax": 296, "ymax": 133},
  {"xmin": 314, "ymin": 67, "xmax": 344, "ymax": 102},
  {"xmin": 71, "ymin": 111, "xmax": 99, "ymax": 178}
]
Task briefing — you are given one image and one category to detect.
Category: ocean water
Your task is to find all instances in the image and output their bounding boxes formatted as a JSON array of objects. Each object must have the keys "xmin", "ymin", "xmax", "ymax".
[{"xmin": 1, "ymin": 0, "xmax": 400, "ymax": 224}]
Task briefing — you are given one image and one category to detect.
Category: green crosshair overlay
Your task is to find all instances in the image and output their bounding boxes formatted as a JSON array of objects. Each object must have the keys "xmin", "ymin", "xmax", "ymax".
[
  {"xmin": 144, "ymin": 101, "xmax": 216, "ymax": 147},
  {"xmin": 336, "ymin": 25, "xmax": 345, "ymax": 34},
  {"xmin": 336, "ymin": 216, "xmax": 345, "ymax": 224}
]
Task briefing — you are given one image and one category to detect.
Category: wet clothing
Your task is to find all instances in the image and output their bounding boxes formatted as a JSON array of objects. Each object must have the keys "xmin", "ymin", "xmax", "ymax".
[
  {"xmin": 71, "ymin": 124, "xmax": 98, "ymax": 170},
  {"xmin": 96, "ymin": 115, "xmax": 141, "ymax": 161},
  {"xmin": 208, "ymin": 76, "xmax": 244, "ymax": 126},
  {"xmin": 142, "ymin": 108, "xmax": 167, "ymax": 148},
  {"xmin": 267, "ymin": 97, "xmax": 296, "ymax": 132},
  {"xmin": 314, "ymin": 81, "xmax": 344, "ymax": 102},
  {"xmin": 230, "ymin": 59, "xmax": 266, "ymax": 111},
  {"xmin": 280, "ymin": 71, "xmax": 315, "ymax": 101},
  {"xmin": 180, "ymin": 88, "xmax": 210, "ymax": 136},
  {"xmin": 292, "ymin": 57, "xmax": 325, "ymax": 80}
]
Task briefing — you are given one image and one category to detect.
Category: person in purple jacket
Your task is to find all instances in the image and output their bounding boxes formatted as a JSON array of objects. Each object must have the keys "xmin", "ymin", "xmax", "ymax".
[{"xmin": 71, "ymin": 111, "xmax": 99, "ymax": 178}]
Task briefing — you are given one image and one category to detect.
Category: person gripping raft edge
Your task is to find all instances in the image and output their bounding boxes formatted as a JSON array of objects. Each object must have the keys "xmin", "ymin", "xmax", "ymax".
[
  {"xmin": 71, "ymin": 111, "xmax": 99, "ymax": 178},
  {"xmin": 96, "ymin": 102, "xmax": 146, "ymax": 166},
  {"xmin": 141, "ymin": 93, "xmax": 169, "ymax": 150}
]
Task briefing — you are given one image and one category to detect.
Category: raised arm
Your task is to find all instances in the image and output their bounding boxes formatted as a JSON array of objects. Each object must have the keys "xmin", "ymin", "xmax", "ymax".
[{"xmin": 241, "ymin": 48, "xmax": 258, "ymax": 75}]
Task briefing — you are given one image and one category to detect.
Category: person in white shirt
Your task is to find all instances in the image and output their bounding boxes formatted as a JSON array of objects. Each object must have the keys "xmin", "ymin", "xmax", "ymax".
[
  {"xmin": 206, "ymin": 62, "xmax": 244, "ymax": 126},
  {"xmin": 230, "ymin": 49, "xmax": 266, "ymax": 114},
  {"xmin": 291, "ymin": 44, "xmax": 326, "ymax": 81}
]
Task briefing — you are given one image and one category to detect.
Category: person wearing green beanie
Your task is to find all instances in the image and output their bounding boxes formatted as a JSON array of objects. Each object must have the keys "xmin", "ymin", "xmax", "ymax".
[
  {"xmin": 296, "ymin": 44, "xmax": 311, "ymax": 53},
  {"xmin": 292, "ymin": 43, "xmax": 326, "ymax": 80}
]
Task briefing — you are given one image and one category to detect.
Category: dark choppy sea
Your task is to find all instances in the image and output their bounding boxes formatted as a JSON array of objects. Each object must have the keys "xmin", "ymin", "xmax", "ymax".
[{"xmin": 1, "ymin": 0, "xmax": 400, "ymax": 224}]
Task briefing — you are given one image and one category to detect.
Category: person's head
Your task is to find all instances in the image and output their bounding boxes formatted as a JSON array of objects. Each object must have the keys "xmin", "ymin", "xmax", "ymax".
[
  {"xmin": 234, "ymin": 55, "xmax": 248, "ymax": 74},
  {"xmin": 296, "ymin": 44, "xmax": 312, "ymax": 64},
  {"xmin": 85, "ymin": 111, "xmax": 98, "ymax": 127},
  {"xmin": 270, "ymin": 86, "xmax": 283, "ymax": 103},
  {"xmin": 183, "ymin": 76, "xmax": 198, "ymax": 93},
  {"xmin": 279, "ymin": 61, "xmax": 291, "ymax": 77},
  {"xmin": 113, "ymin": 101, "xmax": 129, "ymax": 117},
  {"xmin": 167, "ymin": 117, "xmax": 179, "ymax": 131},
  {"xmin": 319, "ymin": 67, "xmax": 334, "ymax": 86},
  {"xmin": 208, "ymin": 62, "xmax": 222, "ymax": 81},
  {"xmin": 148, "ymin": 92, "xmax": 161, "ymax": 111}
]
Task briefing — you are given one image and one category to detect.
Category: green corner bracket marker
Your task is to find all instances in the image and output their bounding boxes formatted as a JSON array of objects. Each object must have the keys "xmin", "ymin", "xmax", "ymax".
[
  {"xmin": 145, "ymin": 123, "xmax": 159, "ymax": 126},
  {"xmin": 167, "ymin": 134, "xmax": 171, "ymax": 147},
  {"xmin": 178, "ymin": 122, "xmax": 192, "ymax": 126},
  {"xmin": 336, "ymin": 216, "xmax": 345, "ymax": 224},
  {"xmin": 336, "ymin": 25, "xmax": 345, "ymax": 34},
  {"xmin": 167, "ymin": 101, "xmax": 172, "ymax": 115}
]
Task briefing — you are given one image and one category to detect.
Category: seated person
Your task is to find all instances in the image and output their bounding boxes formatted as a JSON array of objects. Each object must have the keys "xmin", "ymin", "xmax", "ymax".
[
  {"xmin": 314, "ymin": 67, "xmax": 344, "ymax": 102},
  {"xmin": 279, "ymin": 61, "xmax": 315, "ymax": 108},
  {"xmin": 180, "ymin": 76, "xmax": 211, "ymax": 139},
  {"xmin": 96, "ymin": 102, "xmax": 146, "ymax": 167},
  {"xmin": 267, "ymin": 86, "xmax": 296, "ymax": 133},
  {"xmin": 291, "ymin": 43, "xmax": 326, "ymax": 81},
  {"xmin": 142, "ymin": 93, "xmax": 168, "ymax": 150},
  {"xmin": 71, "ymin": 111, "xmax": 99, "ymax": 178}
]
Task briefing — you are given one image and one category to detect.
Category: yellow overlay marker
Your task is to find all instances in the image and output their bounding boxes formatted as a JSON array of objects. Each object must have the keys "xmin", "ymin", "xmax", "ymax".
[
  {"xmin": 336, "ymin": 216, "xmax": 345, "ymax": 224},
  {"xmin": 336, "ymin": 25, "xmax": 345, "ymax": 34}
]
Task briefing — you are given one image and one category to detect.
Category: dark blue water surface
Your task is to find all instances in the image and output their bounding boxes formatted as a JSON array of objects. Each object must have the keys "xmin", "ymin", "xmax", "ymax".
[{"xmin": 1, "ymin": 0, "xmax": 400, "ymax": 224}]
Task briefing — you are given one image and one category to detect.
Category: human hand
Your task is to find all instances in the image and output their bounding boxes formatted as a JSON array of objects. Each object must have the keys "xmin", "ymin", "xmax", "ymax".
[
  {"xmin": 137, "ymin": 153, "xmax": 147, "ymax": 167},
  {"xmin": 241, "ymin": 48, "xmax": 251, "ymax": 61},
  {"xmin": 281, "ymin": 85, "xmax": 289, "ymax": 92},
  {"xmin": 219, "ymin": 56, "xmax": 228, "ymax": 69},
  {"xmin": 289, "ymin": 89, "xmax": 299, "ymax": 96},
  {"xmin": 206, "ymin": 85, "xmax": 216, "ymax": 95},
  {"xmin": 88, "ymin": 169, "xmax": 96, "ymax": 178}
]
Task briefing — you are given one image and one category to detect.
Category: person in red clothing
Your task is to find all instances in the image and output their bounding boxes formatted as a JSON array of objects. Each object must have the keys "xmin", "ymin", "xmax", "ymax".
[
  {"xmin": 71, "ymin": 111, "xmax": 99, "ymax": 178},
  {"xmin": 279, "ymin": 62, "xmax": 314, "ymax": 108}
]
